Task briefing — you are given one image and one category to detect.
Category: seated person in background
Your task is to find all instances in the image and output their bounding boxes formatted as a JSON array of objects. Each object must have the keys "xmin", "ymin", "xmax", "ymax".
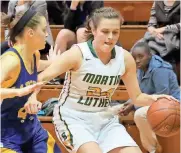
[
  {"xmin": 147, "ymin": 0, "xmax": 180, "ymax": 82},
  {"xmin": 1, "ymin": 1, "xmax": 9, "ymax": 13},
  {"xmin": 120, "ymin": 42, "xmax": 180, "ymax": 153},
  {"xmin": 46, "ymin": 1, "xmax": 64, "ymax": 25},
  {"xmin": 148, "ymin": 0, "xmax": 180, "ymax": 41},
  {"xmin": 55, "ymin": 0, "xmax": 103, "ymax": 53},
  {"xmin": 1, "ymin": 0, "xmax": 54, "ymax": 58}
]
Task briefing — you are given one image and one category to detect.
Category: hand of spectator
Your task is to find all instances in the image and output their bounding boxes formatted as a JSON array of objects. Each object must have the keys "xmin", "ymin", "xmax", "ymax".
[
  {"xmin": 155, "ymin": 27, "xmax": 165, "ymax": 34},
  {"xmin": 47, "ymin": 44, "xmax": 61, "ymax": 61},
  {"xmin": 119, "ymin": 103, "xmax": 135, "ymax": 116},
  {"xmin": 70, "ymin": 0, "xmax": 84, "ymax": 10},
  {"xmin": 154, "ymin": 27, "xmax": 166, "ymax": 39},
  {"xmin": 0, "ymin": 12, "xmax": 9, "ymax": 25},
  {"xmin": 148, "ymin": 26, "xmax": 164, "ymax": 39},
  {"xmin": 17, "ymin": 0, "xmax": 31, "ymax": 6}
]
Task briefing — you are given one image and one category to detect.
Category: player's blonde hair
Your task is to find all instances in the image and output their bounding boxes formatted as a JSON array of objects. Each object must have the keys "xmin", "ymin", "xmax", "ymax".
[{"xmin": 2, "ymin": 10, "xmax": 43, "ymax": 44}]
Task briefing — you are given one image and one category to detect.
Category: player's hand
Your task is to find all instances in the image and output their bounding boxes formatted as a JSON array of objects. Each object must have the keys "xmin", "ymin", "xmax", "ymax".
[
  {"xmin": 17, "ymin": 82, "xmax": 44, "ymax": 97},
  {"xmin": 151, "ymin": 94, "xmax": 179, "ymax": 103},
  {"xmin": 24, "ymin": 99, "xmax": 42, "ymax": 114},
  {"xmin": 47, "ymin": 44, "xmax": 61, "ymax": 61},
  {"xmin": 119, "ymin": 103, "xmax": 135, "ymax": 116}
]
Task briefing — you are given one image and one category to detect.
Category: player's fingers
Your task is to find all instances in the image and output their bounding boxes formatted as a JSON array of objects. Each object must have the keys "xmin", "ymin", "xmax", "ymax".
[
  {"xmin": 54, "ymin": 44, "xmax": 58, "ymax": 53},
  {"xmin": 24, "ymin": 104, "xmax": 31, "ymax": 114},
  {"xmin": 33, "ymin": 82, "xmax": 45, "ymax": 88},
  {"xmin": 119, "ymin": 112, "xmax": 124, "ymax": 116},
  {"xmin": 151, "ymin": 95, "xmax": 158, "ymax": 101},
  {"xmin": 26, "ymin": 85, "xmax": 41, "ymax": 93},
  {"xmin": 58, "ymin": 49, "xmax": 61, "ymax": 56},
  {"xmin": 37, "ymin": 102, "xmax": 42, "ymax": 110},
  {"xmin": 30, "ymin": 104, "xmax": 38, "ymax": 114},
  {"xmin": 170, "ymin": 96, "xmax": 179, "ymax": 102},
  {"xmin": 46, "ymin": 55, "xmax": 49, "ymax": 60},
  {"xmin": 50, "ymin": 45, "xmax": 53, "ymax": 54},
  {"xmin": 161, "ymin": 95, "xmax": 172, "ymax": 100}
]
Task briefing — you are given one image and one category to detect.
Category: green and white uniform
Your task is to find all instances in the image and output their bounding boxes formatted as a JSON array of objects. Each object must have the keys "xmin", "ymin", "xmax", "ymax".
[{"xmin": 53, "ymin": 39, "xmax": 138, "ymax": 153}]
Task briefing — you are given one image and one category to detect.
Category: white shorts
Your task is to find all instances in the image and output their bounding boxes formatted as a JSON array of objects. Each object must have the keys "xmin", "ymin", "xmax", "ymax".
[{"xmin": 53, "ymin": 105, "xmax": 138, "ymax": 153}]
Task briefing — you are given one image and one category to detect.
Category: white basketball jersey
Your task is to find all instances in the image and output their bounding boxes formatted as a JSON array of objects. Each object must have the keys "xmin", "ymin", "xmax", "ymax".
[{"xmin": 59, "ymin": 40, "xmax": 125, "ymax": 112}]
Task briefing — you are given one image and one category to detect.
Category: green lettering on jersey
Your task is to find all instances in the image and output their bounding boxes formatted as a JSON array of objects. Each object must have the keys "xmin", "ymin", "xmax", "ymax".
[
  {"xmin": 104, "ymin": 99, "xmax": 110, "ymax": 107},
  {"xmin": 77, "ymin": 96, "xmax": 83, "ymax": 104},
  {"xmin": 93, "ymin": 75, "xmax": 102, "ymax": 84},
  {"xmin": 85, "ymin": 97, "xmax": 93, "ymax": 106},
  {"xmin": 100, "ymin": 76, "xmax": 109, "ymax": 85},
  {"xmin": 93, "ymin": 97, "xmax": 99, "ymax": 106},
  {"xmin": 83, "ymin": 73, "xmax": 95, "ymax": 83},
  {"xmin": 98, "ymin": 99, "xmax": 105, "ymax": 107},
  {"xmin": 109, "ymin": 76, "xmax": 116, "ymax": 85},
  {"xmin": 115, "ymin": 75, "xmax": 121, "ymax": 85}
]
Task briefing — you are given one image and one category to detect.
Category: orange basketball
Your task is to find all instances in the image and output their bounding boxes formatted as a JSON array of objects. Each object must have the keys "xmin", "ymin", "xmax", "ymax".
[{"xmin": 147, "ymin": 98, "xmax": 180, "ymax": 137}]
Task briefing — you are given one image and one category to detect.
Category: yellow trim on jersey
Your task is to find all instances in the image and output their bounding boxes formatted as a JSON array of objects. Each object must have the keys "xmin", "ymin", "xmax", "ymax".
[
  {"xmin": 13, "ymin": 45, "xmax": 36, "ymax": 75},
  {"xmin": 1, "ymin": 51, "xmax": 21, "ymax": 88},
  {"xmin": 47, "ymin": 132, "xmax": 56, "ymax": 153},
  {"xmin": 1, "ymin": 148, "xmax": 17, "ymax": 153}
]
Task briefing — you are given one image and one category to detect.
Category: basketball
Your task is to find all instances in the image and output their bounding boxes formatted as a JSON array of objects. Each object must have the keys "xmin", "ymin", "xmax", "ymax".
[{"xmin": 147, "ymin": 98, "xmax": 180, "ymax": 137}]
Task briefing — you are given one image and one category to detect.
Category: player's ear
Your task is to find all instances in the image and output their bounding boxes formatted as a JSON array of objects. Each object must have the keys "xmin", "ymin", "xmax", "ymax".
[
  {"xmin": 27, "ymin": 28, "xmax": 34, "ymax": 38},
  {"xmin": 91, "ymin": 27, "xmax": 96, "ymax": 36}
]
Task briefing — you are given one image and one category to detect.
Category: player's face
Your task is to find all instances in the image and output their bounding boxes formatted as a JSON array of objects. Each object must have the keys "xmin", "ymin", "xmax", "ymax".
[
  {"xmin": 33, "ymin": 16, "xmax": 48, "ymax": 50},
  {"xmin": 132, "ymin": 47, "xmax": 151, "ymax": 70},
  {"xmin": 93, "ymin": 18, "xmax": 120, "ymax": 52}
]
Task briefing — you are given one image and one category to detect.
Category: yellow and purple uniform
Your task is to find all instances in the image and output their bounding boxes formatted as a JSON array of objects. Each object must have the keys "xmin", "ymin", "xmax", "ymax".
[{"xmin": 1, "ymin": 47, "xmax": 61, "ymax": 153}]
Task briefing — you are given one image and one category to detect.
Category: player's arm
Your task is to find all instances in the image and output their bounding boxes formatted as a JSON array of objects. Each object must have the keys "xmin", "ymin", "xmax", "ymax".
[
  {"xmin": 25, "ymin": 45, "xmax": 82, "ymax": 111},
  {"xmin": 38, "ymin": 45, "xmax": 82, "ymax": 82},
  {"xmin": 0, "ymin": 54, "xmax": 43, "ymax": 100},
  {"xmin": 0, "ymin": 54, "xmax": 21, "ymax": 100},
  {"xmin": 0, "ymin": 83, "xmax": 44, "ymax": 100},
  {"xmin": 121, "ymin": 50, "xmax": 177, "ymax": 107}
]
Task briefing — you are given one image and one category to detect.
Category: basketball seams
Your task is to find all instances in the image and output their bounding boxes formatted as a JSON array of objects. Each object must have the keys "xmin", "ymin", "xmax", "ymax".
[
  {"xmin": 170, "ymin": 101, "xmax": 178, "ymax": 134},
  {"xmin": 147, "ymin": 107, "xmax": 180, "ymax": 117},
  {"xmin": 147, "ymin": 99, "xmax": 180, "ymax": 137},
  {"xmin": 151, "ymin": 113, "xmax": 179, "ymax": 131}
]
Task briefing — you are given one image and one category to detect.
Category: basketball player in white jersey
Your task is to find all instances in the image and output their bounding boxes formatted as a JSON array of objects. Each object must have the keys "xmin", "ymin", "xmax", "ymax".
[{"xmin": 36, "ymin": 7, "xmax": 177, "ymax": 153}]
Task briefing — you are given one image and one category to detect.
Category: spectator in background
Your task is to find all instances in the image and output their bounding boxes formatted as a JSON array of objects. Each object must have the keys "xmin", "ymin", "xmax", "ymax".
[
  {"xmin": 1, "ymin": 0, "xmax": 54, "ymax": 58},
  {"xmin": 132, "ymin": 1, "xmax": 180, "ymax": 83},
  {"xmin": 46, "ymin": 1, "xmax": 64, "ymax": 25},
  {"xmin": 55, "ymin": 0, "xmax": 103, "ymax": 53},
  {"xmin": 120, "ymin": 42, "xmax": 180, "ymax": 153},
  {"xmin": 0, "ymin": 1, "xmax": 9, "ymax": 14},
  {"xmin": 147, "ymin": 0, "xmax": 180, "ymax": 82},
  {"xmin": 147, "ymin": 0, "xmax": 180, "ymax": 42}
]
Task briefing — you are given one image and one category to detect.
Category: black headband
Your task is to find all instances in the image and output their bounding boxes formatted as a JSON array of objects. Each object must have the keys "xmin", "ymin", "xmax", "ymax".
[{"xmin": 11, "ymin": 7, "xmax": 37, "ymax": 38}]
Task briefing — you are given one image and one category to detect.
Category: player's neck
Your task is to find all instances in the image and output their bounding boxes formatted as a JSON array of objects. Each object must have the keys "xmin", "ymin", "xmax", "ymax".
[
  {"xmin": 15, "ymin": 43, "xmax": 35, "ymax": 62},
  {"xmin": 92, "ymin": 40, "xmax": 112, "ymax": 64}
]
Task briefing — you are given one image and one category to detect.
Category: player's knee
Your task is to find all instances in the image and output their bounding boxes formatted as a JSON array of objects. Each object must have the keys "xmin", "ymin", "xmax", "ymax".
[
  {"xmin": 134, "ymin": 107, "xmax": 147, "ymax": 123},
  {"xmin": 77, "ymin": 142, "xmax": 102, "ymax": 153},
  {"xmin": 57, "ymin": 29, "xmax": 76, "ymax": 42}
]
